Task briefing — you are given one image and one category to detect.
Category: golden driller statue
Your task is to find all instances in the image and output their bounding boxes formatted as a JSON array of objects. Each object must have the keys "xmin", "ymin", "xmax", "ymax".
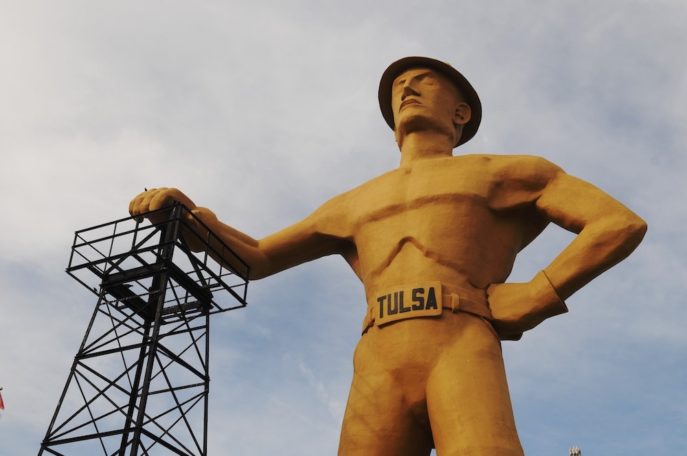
[{"xmin": 130, "ymin": 57, "xmax": 647, "ymax": 455}]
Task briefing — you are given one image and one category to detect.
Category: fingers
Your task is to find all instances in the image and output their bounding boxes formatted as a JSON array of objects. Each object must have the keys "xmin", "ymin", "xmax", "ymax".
[
  {"xmin": 128, "ymin": 187, "xmax": 197, "ymax": 224},
  {"xmin": 128, "ymin": 189, "xmax": 150, "ymax": 215},
  {"xmin": 149, "ymin": 188, "xmax": 173, "ymax": 212},
  {"xmin": 128, "ymin": 188, "xmax": 151, "ymax": 216},
  {"xmin": 485, "ymin": 283, "xmax": 496, "ymax": 297},
  {"xmin": 129, "ymin": 187, "xmax": 171, "ymax": 218}
]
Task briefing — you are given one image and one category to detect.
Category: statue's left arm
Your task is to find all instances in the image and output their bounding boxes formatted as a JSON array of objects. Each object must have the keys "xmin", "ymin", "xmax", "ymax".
[
  {"xmin": 534, "ymin": 171, "xmax": 647, "ymax": 299},
  {"xmin": 488, "ymin": 158, "xmax": 647, "ymax": 338}
]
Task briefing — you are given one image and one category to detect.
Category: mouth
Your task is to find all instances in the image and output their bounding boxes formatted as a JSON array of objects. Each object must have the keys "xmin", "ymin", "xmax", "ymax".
[{"xmin": 400, "ymin": 98, "xmax": 421, "ymax": 110}]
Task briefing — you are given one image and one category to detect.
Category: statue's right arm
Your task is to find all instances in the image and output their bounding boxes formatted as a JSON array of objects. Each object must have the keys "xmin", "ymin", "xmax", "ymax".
[{"xmin": 129, "ymin": 188, "xmax": 351, "ymax": 280}]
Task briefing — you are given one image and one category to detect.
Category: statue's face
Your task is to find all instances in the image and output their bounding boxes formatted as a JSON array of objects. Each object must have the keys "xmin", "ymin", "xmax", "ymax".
[{"xmin": 391, "ymin": 68, "xmax": 469, "ymax": 143}]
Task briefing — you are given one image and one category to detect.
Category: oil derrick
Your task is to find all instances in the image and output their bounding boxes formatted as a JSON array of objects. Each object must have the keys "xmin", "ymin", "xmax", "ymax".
[{"xmin": 39, "ymin": 205, "xmax": 249, "ymax": 455}]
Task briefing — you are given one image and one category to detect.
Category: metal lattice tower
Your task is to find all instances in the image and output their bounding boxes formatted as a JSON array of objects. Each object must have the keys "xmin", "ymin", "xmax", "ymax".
[{"xmin": 39, "ymin": 205, "xmax": 249, "ymax": 455}]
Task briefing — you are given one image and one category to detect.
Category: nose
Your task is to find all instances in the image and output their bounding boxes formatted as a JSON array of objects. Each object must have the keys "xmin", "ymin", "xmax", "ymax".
[{"xmin": 401, "ymin": 80, "xmax": 420, "ymax": 100}]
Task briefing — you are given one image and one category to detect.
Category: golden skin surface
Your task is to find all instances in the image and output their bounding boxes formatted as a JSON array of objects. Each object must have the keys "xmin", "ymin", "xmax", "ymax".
[{"xmin": 129, "ymin": 63, "xmax": 646, "ymax": 455}]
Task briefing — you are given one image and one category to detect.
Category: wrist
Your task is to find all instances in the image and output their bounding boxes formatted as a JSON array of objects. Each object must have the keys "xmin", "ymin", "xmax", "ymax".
[
  {"xmin": 530, "ymin": 270, "xmax": 568, "ymax": 319},
  {"xmin": 189, "ymin": 207, "xmax": 217, "ymax": 224},
  {"xmin": 181, "ymin": 207, "xmax": 217, "ymax": 251}
]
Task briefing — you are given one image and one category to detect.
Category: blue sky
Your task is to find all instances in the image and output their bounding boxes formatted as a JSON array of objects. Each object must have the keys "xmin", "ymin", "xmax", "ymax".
[{"xmin": 1, "ymin": 0, "xmax": 685, "ymax": 454}]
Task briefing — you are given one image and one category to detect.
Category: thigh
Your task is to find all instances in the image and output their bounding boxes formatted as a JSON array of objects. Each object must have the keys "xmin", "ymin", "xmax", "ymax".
[
  {"xmin": 338, "ymin": 370, "xmax": 434, "ymax": 456},
  {"xmin": 426, "ymin": 316, "xmax": 524, "ymax": 456}
]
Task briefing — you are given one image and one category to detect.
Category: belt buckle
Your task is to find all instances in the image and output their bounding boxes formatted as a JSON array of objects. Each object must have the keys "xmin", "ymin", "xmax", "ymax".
[{"xmin": 373, "ymin": 281, "xmax": 443, "ymax": 327}]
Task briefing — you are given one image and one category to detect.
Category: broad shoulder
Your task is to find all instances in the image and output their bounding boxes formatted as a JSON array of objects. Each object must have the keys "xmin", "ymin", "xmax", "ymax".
[
  {"xmin": 324, "ymin": 167, "xmax": 402, "ymax": 205},
  {"xmin": 466, "ymin": 153, "xmax": 563, "ymax": 178},
  {"xmin": 470, "ymin": 153, "xmax": 566, "ymax": 209},
  {"xmin": 308, "ymin": 154, "xmax": 566, "ymax": 224},
  {"xmin": 398, "ymin": 153, "xmax": 563, "ymax": 177}
]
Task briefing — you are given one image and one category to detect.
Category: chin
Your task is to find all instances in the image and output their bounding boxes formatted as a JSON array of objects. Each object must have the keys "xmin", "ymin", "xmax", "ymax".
[{"xmin": 397, "ymin": 114, "xmax": 454, "ymax": 138}]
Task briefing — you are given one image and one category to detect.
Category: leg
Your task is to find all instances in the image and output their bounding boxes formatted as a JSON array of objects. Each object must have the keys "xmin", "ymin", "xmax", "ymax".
[
  {"xmin": 427, "ymin": 316, "xmax": 524, "ymax": 456},
  {"xmin": 338, "ymin": 337, "xmax": 433, "ymax": 456},
  {"xmin": 338, "ymin": 371, "xmax": 433, "ymax": 456}
]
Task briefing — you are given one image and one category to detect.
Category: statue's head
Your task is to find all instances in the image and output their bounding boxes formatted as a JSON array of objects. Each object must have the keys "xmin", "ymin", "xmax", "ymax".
[{"xmin": 378, "ymin": 57, "xmax": 482, "ymax": 148}]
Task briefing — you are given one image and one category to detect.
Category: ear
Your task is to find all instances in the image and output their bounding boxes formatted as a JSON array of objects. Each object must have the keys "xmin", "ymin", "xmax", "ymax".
[{"xmin": 453, "ymin": 102, "xmax": 472, "ymax": 126}]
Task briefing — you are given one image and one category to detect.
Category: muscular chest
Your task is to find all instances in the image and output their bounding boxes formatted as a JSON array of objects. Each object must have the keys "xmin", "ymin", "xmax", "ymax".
[{"xmin": 351, "ymin": 159, "xmax": 491, "ymax": 230}]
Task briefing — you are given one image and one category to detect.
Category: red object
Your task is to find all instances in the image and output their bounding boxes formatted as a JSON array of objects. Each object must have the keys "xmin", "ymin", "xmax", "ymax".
[{"xmin": 0, "ymin": 391, "xmax": 5, "ymax": 410}]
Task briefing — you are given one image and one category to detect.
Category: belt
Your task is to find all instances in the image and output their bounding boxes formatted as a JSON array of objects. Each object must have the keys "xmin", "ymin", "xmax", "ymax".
[{"xmin": 361, "ymin": 282, "xmax": 492, "ymax": 334}]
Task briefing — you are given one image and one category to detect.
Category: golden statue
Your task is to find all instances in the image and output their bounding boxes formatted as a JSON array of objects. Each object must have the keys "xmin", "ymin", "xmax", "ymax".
[{"xmin": 130, "ymin": 57, "xmax": 646, "ymax": 455}]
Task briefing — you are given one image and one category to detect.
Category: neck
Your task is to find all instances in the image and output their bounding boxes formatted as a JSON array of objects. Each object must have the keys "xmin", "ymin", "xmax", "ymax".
[{"xmin": 398, "ymin": 131, "xmax": 455, "ymax": 166}]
